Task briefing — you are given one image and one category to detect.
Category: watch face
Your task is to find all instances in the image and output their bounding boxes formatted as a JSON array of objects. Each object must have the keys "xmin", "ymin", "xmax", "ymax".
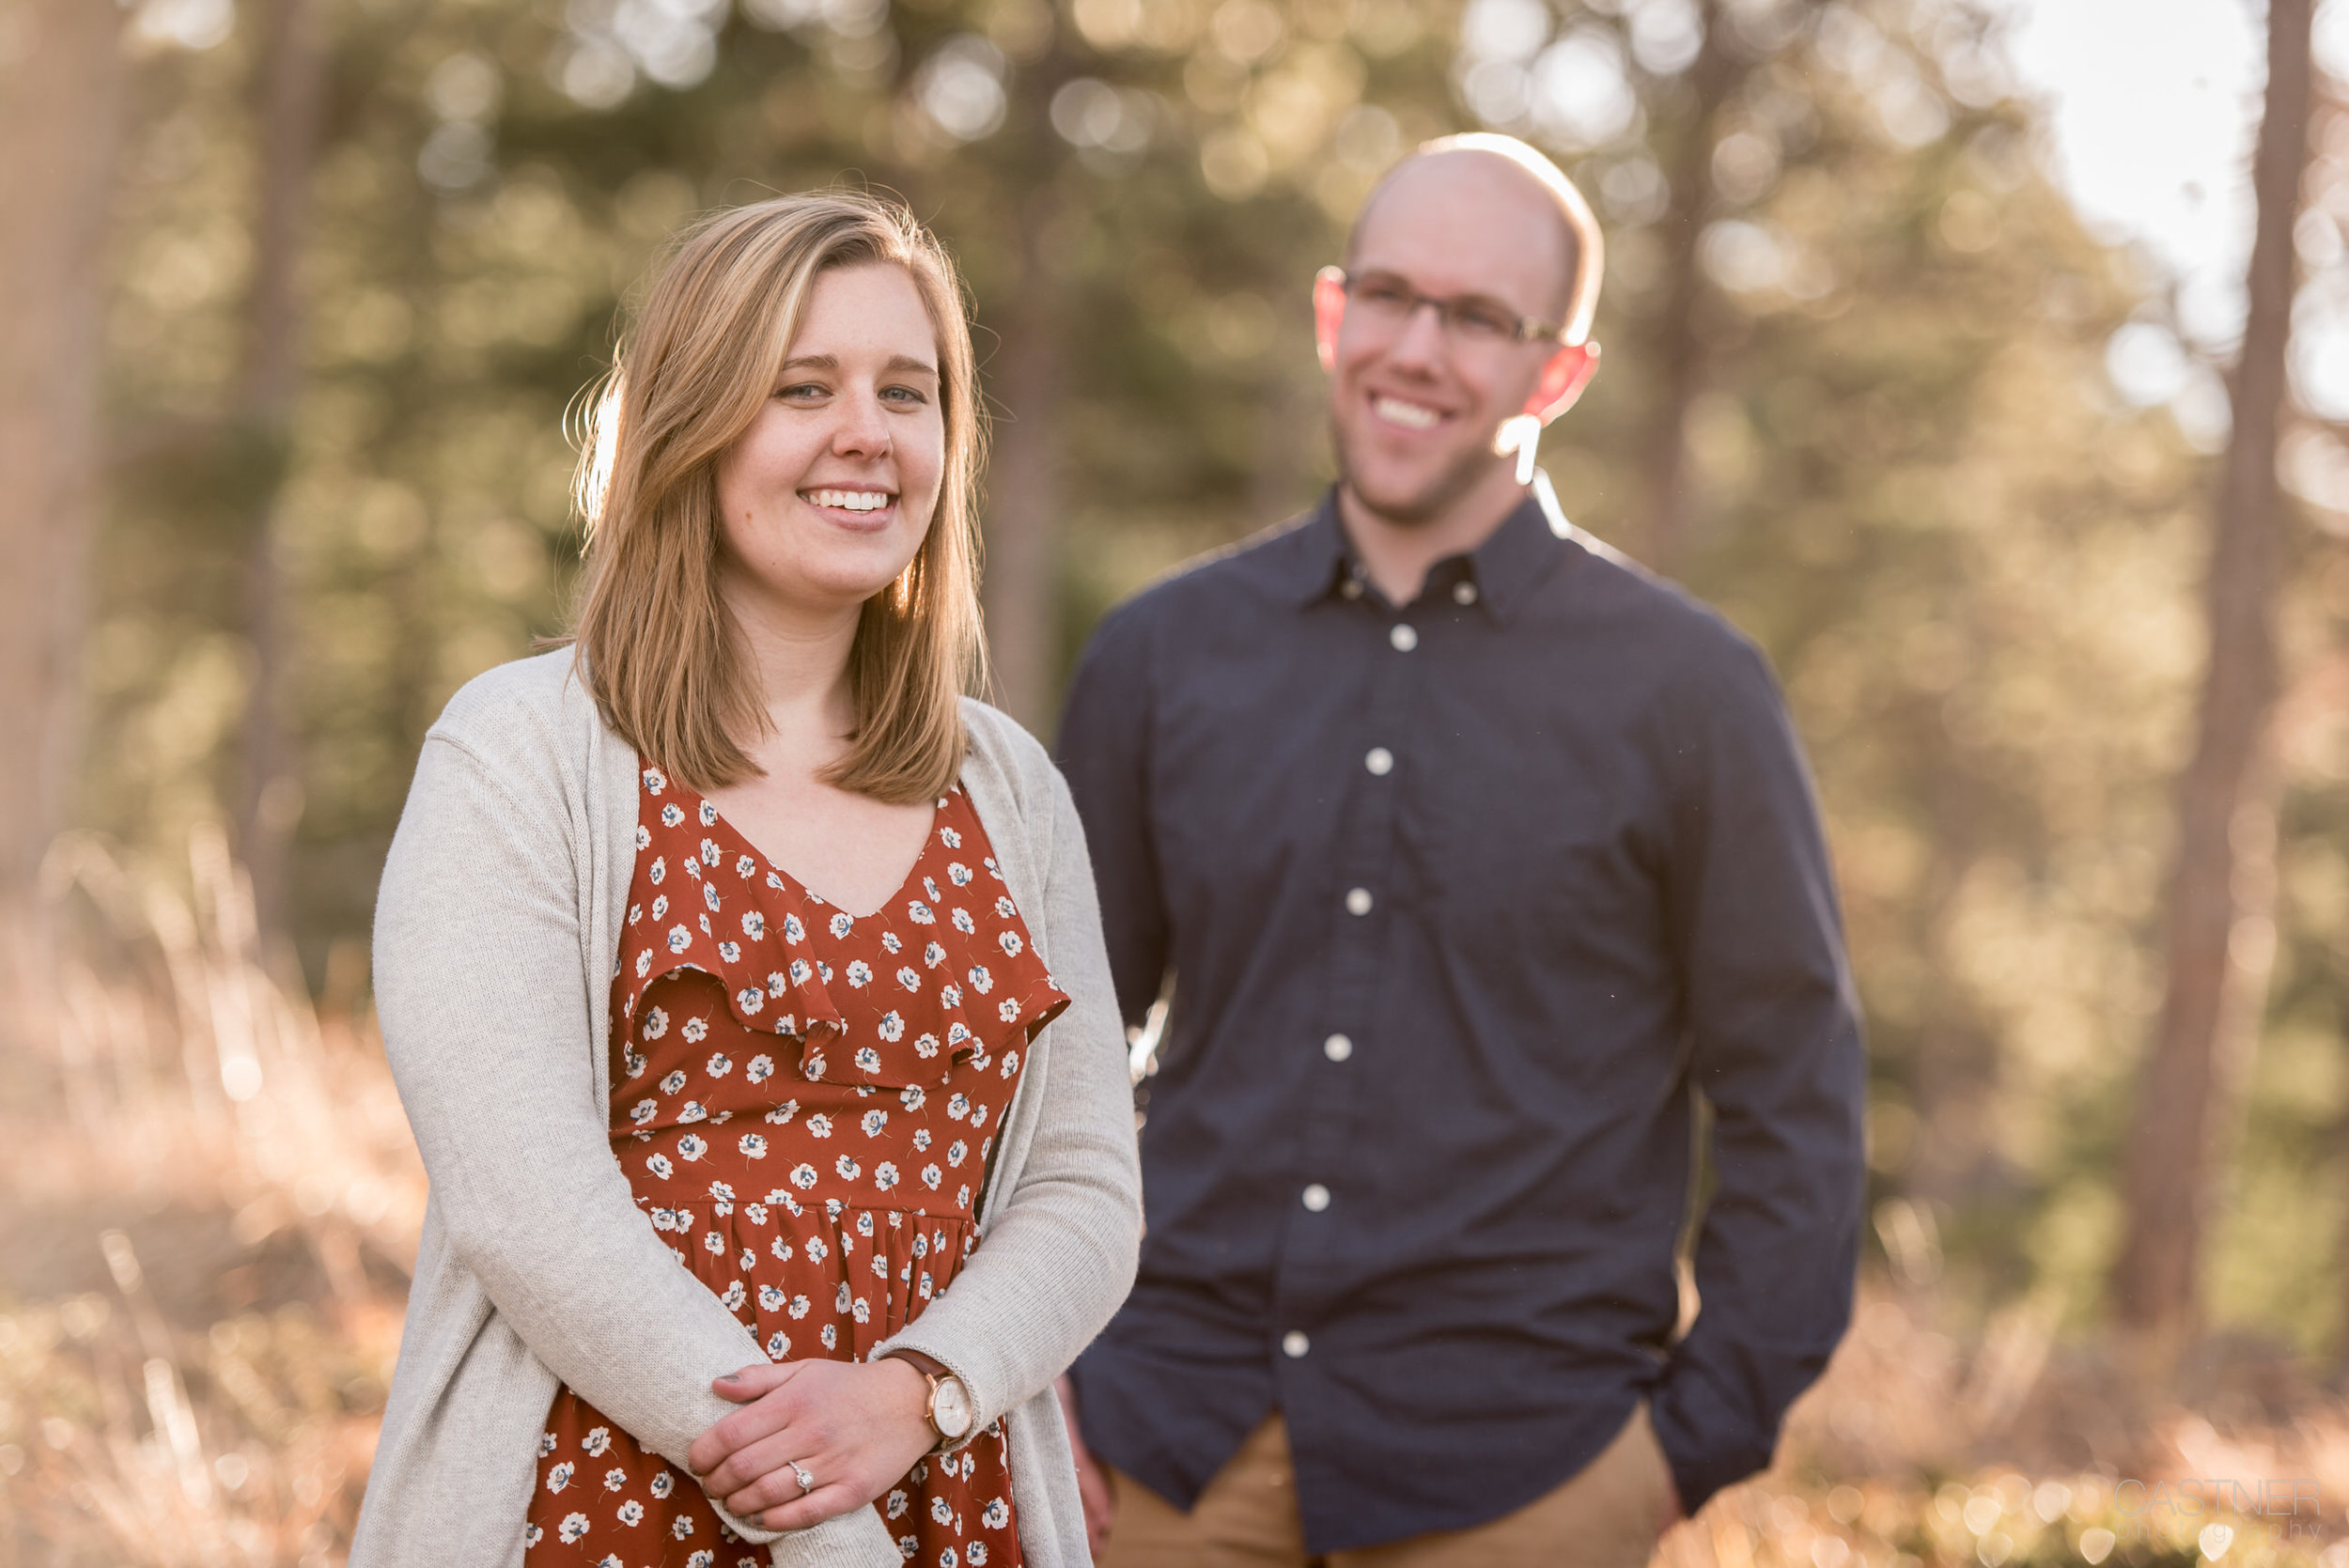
[{"xmin": 933, "ymin": 1375, "xmax": 974, "ymax": 1438}]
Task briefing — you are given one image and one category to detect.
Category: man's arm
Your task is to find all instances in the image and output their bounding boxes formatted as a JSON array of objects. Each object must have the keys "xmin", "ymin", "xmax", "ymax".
[
  {"xmin": 1648, "ymin": 638, "xmax": 1867, "ymax": 1515},
  {"xmin": 1054, "ymin": 602, "xmax": 1171, "ymax": 1029}
]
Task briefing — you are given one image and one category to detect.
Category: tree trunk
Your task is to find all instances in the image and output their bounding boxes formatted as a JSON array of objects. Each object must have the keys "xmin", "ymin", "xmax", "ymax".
[
  {"xmin": 236, "ymin": 0, "xmax": 328, "ymax": 940},
  {"xmin": 2109, "ymin": 0, "xmax": 2314, "ymax": 1357},
  {"xmin": 0, "ymin": 0, "xmax": 126, "ymax": 930},
  {"xmin": 1637, "ymin": 0, "xmax": 1739, "ymax": 577},
  {"xmin": 979, "ymin": 63, "xmax": 1075, "ymax": 736}
]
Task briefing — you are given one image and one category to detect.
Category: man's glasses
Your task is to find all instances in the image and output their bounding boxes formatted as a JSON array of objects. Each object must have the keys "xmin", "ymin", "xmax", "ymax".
[{"xmin": 1321, "ymin": 266, "xmax": 1566, "ymax": 349}]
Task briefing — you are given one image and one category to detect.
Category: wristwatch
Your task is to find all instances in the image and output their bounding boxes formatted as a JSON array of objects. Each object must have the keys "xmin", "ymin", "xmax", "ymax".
[{"xmin": 888, "ymin": 1349, "xmax": 974, "ymax": 1450}]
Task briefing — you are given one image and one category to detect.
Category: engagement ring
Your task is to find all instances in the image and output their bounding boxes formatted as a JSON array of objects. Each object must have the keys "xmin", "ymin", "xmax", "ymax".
[{"xmin": 792, "ymin": 1465, "xmax": 815, "ymax": 1495}]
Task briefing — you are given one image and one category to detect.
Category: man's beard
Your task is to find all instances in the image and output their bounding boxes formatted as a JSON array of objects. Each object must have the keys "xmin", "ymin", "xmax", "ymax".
[{"xmin": 1330, "ymin": 416, "xmax": 1504, "ymax": 527}]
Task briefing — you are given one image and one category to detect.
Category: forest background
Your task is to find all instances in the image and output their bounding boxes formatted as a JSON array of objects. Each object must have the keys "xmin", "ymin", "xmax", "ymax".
[{"xmin": 4, "ymin": 0, "xmax": 2349, "ymax": 1561}]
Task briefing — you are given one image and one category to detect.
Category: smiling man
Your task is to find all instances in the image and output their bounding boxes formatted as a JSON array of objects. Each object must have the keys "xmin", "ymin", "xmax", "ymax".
[{"xmin": 1052, "ymin": 134, "xmax": 1865, "ymax": 1567}]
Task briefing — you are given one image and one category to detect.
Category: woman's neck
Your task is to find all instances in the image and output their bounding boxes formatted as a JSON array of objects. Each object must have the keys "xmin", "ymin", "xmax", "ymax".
[{"xmin": 720, "ymin": 574, "xmax": 862, "ymax": 763}]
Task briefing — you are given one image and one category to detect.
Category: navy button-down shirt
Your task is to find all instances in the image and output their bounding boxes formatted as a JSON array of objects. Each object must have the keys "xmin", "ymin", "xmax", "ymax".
[{"xmin": 1056, "ymin": 488, "xmax": 1865, "ymax": 1553}]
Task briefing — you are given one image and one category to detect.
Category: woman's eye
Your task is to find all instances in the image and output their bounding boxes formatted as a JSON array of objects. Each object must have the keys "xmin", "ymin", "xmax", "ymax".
[
  {"xmin": 881, "ymin": 385, "xmax": 928, "ymax": 405},
  {"xmin": 776, "ymin": 382, "xmax": 826, "ymax": 399}
]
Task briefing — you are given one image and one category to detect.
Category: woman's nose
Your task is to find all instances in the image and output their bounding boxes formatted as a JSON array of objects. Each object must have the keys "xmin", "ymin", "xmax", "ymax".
[{"xmin": 832, "ymin": 391, "xmax": 892, "ymax": 457}]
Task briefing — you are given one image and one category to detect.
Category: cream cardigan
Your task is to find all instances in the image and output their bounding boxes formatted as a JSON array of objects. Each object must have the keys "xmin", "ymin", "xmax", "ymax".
[{"xmin": 351, "ymin": 648, "xmax": 1142, "ymax": 1567}]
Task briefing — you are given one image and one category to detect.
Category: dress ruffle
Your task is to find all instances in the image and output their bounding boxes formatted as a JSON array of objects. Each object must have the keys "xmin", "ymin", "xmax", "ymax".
[{"xmin": 616, "ymin": 768, "xmax": 1068, "ymax": 1089}]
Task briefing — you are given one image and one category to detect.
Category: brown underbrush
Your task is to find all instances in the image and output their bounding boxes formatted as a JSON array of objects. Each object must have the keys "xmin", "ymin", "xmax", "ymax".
[{"xmin": 0, "ymin": 835, "xmax": 2340, "ymax": 1566}]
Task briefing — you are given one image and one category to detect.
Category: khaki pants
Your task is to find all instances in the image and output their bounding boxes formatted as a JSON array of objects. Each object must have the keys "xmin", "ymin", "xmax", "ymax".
[{"xmin": 1097, "ymin": 1405, "xmax": 1672, "ymax": 1568}]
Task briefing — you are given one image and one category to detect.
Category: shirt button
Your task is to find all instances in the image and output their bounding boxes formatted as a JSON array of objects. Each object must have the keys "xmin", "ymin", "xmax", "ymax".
[
  {"xmin": 1390, "ymin": 624, "xmax": 1419, "ymax": 652},
  {"xmin": 1323, "ymin": 1032, "xmax": 1353, "ymax": 1062},
  {"xmin": 1454, "ymin": 581, "xmax": 1480, "ymax": 606},
  {"xmin": 1282, "ymin": 1330, "xmax": 1311, "ymax": 1358},
  {"xmin": 1364, "ymin": 747, "xmax": 1393, "ymax": 776},
  {"xmin": 1344, "ymin": 887, "xmax": 1373, "ymax": 916},
  {"xmin": 1301, "ymin": 1183, "xmax": 1331, "ymax": 1212}
]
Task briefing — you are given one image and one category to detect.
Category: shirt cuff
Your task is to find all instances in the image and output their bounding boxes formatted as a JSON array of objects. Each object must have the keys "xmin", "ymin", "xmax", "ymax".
[{"xmin": 1648, "ymin": 1362, "xmax": 1778, "ymax": 1515}]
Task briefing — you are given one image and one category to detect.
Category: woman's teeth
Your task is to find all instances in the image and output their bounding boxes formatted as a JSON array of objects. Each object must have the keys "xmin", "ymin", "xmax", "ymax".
[
  {"xmin": 1373, "ymin": 396, "xmax": 1439, "ymax": 429},
  {"xmin": 804, "ymin": 489, "xmax": 892, "ymax": 512}
]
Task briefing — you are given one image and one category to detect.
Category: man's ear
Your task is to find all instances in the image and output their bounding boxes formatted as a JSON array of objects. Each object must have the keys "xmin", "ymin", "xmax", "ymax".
[
  {"xmin": 1313, "ymin": 266, "xmax": 1347, "ymax": 373},
  {"xmin": 1524, "ymin": 340, "xmax": 1600, "ymax": 425}
]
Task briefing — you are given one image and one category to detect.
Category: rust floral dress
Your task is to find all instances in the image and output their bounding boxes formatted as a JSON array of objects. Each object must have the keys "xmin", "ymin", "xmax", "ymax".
[{"xmin": 523, "ymin": 764, "xmax": 1068, "ymax": 1568}]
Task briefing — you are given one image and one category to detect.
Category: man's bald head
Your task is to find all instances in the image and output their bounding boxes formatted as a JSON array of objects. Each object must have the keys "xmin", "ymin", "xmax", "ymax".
[{"xmin": 1344, "ymin": 133, "xmax": 1605, "ymax": 345}]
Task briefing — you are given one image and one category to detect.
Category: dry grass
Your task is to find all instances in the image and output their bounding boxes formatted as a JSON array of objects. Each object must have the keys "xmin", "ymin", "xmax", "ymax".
[{"xmin": 0, "ymin": 831, "xmax": 2342, "ymax": 1565}]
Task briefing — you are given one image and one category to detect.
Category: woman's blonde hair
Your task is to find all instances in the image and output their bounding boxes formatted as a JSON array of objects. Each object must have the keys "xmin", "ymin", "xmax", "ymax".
[{"xmin": 569, "ymin": 191, "xmax": 987, "ymax": 802}]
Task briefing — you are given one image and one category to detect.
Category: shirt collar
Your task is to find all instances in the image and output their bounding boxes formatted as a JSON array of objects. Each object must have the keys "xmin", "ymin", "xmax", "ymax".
[{"xmin": 1276, "ymin": 486, "xmax": 1568, "ymax": 621}]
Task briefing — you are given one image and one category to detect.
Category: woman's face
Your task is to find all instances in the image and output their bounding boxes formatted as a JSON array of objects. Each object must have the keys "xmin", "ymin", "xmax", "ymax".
[{"xmin": 715, "ymin": 261, "xmax": 946, "ymax": 620}]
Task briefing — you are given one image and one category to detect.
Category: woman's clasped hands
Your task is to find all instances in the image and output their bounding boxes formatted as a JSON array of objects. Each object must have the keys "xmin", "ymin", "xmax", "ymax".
[{"xmin": 689, "ymin": 1355, "xmax": 938, "ymax": 1531}]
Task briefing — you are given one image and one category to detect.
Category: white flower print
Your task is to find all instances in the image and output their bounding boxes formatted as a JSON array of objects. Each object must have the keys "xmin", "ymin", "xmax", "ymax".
[
  {"xmin": 952, "ymin": 908, "xmax": 976, "ymax": 936},
  {"xmin": 921, "ymin": 1164, "xmax": 942, "ymax": 1189},
  {"xmin": 852, "ymin": 1296, "xmax": 872, "ymax": 1323},
  {"xmin": 667, "ymin": 924, "xmax": 692, "ymax": 954},
  {"xmin": 995, "ymin": 896, "xmax": 1016, "ymax": 919},
  {"xmin": 846, "ymin": 959, "xmax": 873, "ymax": 988},
  {"xmin": 924, "ymin": 940, "xmax": 947, "ymax": 969},
  {"xmin": 717, "ymin": 941, "xmax": 740, "ymax": 962},
  {"xmin": 697, "ymin": 799, "xmax": 716, "ymax": 827},
  {"xmin": 948, "ymin": 861, "xmax": 972, "ymax": 886},
  {"xmin": 735, "ymin": 986, "xmax": 764, "ymax": 1016},
  {"xmin": 679, "ymin": 1101, "xmax": 708, "ymax": 1124},
  {"xmin": 856, "ymin": 1046, "xmax": 883, "ymax": 1074},
  {"xmin": 740, "ymin": 910, "xmax": 766, "ymax": 941},
  {"xmin": 887, "ymin": 1490, "xmax": 910, "ymax": 1520},
  {"xmin": 661, "ymin": 803, "xmax": 684, "ymax": 828},
  {"xmin": 861, "ymin": 1109, "xmax": 889, "ymax": 1137},
  {"xmin": 789, "ymin": 958, "xmax": 812, "ymax": 986},
  {"xmin": 804, "ymin": 1234, "xmax": 828, "ymax": 1264},
  {"xmin": 650, "ymin": 854, "xmax": 669, "ymax": 882},
  {"xmin": 899, "ymin": 1084, "xmax": 926, "ymax": 1110},
  {"xmin": 896, "ymin": 966, "xmax": 922, "ymax": 991},
  {"xmin": 801, "ymin": 1112, "xmax": 832, "ymax": 1139},
  {"xmin": 835, "ymin": 1281, "xmax": 852, "ymax": 1313},
  {"xmin": 705, "ymin": 1051, "xmax": 732, "ymax": 1078},
  {"xmin": 652, "ymin": 893, "xmax": 669, "ymax": 921},
  {"xmin": 646, "ymin": 1153, "xmax": 674, "ymax": 1179},
  {"xmin": 660, "ymin": 1068, "xmax": 688, "ymax": 1094},
  {"xmin": 940, "ymin": 826, "xmax": 961, "ymax": 848},
  {"xmin": 650, "ymin": 1470, "xmax": 676, "ymax": 1498},
  {"xmin": 738, "ymin": 1132, "xmax": 768, "ymax": 1158},
  {"xmin": 997, "ymin": 930, "xmax": 1023, "ymax": 957},
  {"xmin": 770, "ymin": 1235, "xmax": 795, "ymax": 1263},
  {"xmin": 721, "ymin": 1280, "xmax": 746, "ymax": 1311},
  {"xmin": 1001, "ymin": 1049, "xmax": 1020, "ymax": 1078},
  {"xmin": 820, "ymin": 1323, "xmax": 838, "ymax": 1350},
  {"xmin": 874, "ymin": 1162, "xmax": 900, "ymax": 1191},
  {"xmin": 857, "ymin": 1210, "xmax": 876, "ymax": 1236},
  {"xmin": 624, "ymin": 1046, "xmax": 647, "ymax": 1079},
  {"xmin": 789, "ymin": 1293, "xmax": 811, "ymax": 1318},
  {"xmin": 765, "ymin": 1330, "xmax": 790, "ymax": 1358},
  {"xmin": 982, "ymin": 1498, "xmax": 1010, "ymax": 1530},
  {"xmin": 558, "ymin": 1512, "xmax": 590, "ymax": 1543},
  {"xmin": 635, "ymin": 820, "xmax": 652, "ymax": 849},
  {"xmin": 758, "ymin": 1283, "xmax": 786, "ymax": 1312},
  {"xmin": 746, "ymin": 1053, "xmax": 775, "ymax": 1085},
  {"xmin": 878, "ymin": 1012, "xmax": 905, "ymax": 1043},
  {"xmin": 746, "ymin": 1202, "xmax": 769, "ymax": 1224},
  {"xmin": 998, "ymin": 998, "xmax": 1022, "ymax": 1023},
  {"xmin": 948, "ymin": 1140, "xmax": 968, "ymax": 1167},
  {"xmin": 817, "ymin": 961, "xmax": 833, "ymax": 982},
  {"xmin": 970, "ymin": 1545, "xmax": 988, "ymax": 1565},
  {"xmin": 538, "ymin": 1432, "xmax": 557, "ymax": 1458},
  {"xmin": 643, "ymin": 1006, "xmax": 669, "ymax": 1040},
  {"xmin": 709, "ymin": 1178, "xmax": 736, "ymax": 1205},
  {"xmin": 946, "ymin": 1094, "xmax": 970, "ymax": 1121},
  {"xmin": 583, "ymin": 1426, "xmax": 612, "ymax": 1456},
  {"xmin": 804, "ymin": 1050, "xmax": 828, "ymax": 1078},
  {"xmin": 985, "ymin": 856, "xmax": 1003, "ymax": 879},
  {"xmin": 912, "ymin": 1127, "xmax": 932, "ymax": 1152},
  {"xmin": 915, "ymin": 1032, "xmax": 941, "ymax": 1059},
  {"xmin": 678, "ymin": 1134, "xmax": 708, "ymax": 1161},
  {"xmin": 790, "ymin": 1162, "xmax": 818, "ymax": 1189},
  {"xmin": 966, "ymin": 965, "xmax": 993, "ymax": 994},
  {"xmin": 941, "ymin": 986, "xmax": 964, "ymax": 1010},
  {"xmin": 970, "ymin": 1104, "xmax": 989, "ymax": 1130},
  {"xmin": 703, "ymin": 881, "xmax": 722, "ymax": 912},
  {"xmin": 765, "ymin": 1099, "xmax": 798, "ymax": 1124},
  {"xmin": 881, "ymin": 930, "xmax": 903, "ymax": 954},
  {"xmin": 957, "ymin": 1183, "xmax": 972, "ymax": 1207},
  {"xmin": 735, "ymin": 852, "xmax": 756, "ymax": 878},
  {"xmin": 835, "ymin": 1155, "xmax": 862, "ymax": 1180},
  {"xmin": 671, "ymin": 1515, "xmax": 693, "ymax": 1539},
  {"xmin": 548, "ymin": 1461, "xmax": 575, "ymax": 1493},
  {"xmin": 700, "ymin": 834, "xmax": 720, "ymax": 865},
  {"xmin": 702, "ymin": 1231, "xmax": 724, "ymax": 1255},
  {"xmin": 908, "ymin": 901, "xmax": 935, "ymax": 924},
  {"xmin": 617, "ymin": 1499, "xmax": 645, "ymax": 1526},
  {"xmin": 630, "ymin": 1099, "xmax": 658, "ymax": 1126},
  {"xmin": 783, "ymin": 913, "xmax": 805, "ymax": 944},
  {"xmin": 931, "ymin": 1497, "xmax": 955, "ymax": 1526},
  {"xmin": 635, "ymin": 948, "xmax": 651, "ymax": 979},
  {"xmin": 829, "ymin": 912, "xmax": 854, "ymax": 939}
]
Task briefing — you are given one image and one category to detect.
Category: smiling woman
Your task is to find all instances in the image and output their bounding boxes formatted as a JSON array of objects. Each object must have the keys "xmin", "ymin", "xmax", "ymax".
[{"xmin": 350, "ymin": 193, "xmax": 1142, "ymax": 1568}]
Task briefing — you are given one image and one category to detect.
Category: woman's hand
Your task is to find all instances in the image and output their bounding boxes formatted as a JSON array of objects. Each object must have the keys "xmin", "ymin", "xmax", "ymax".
[{"xmin": 689, "ymin": 1357, "xmax": 935, "ymax": 1531}]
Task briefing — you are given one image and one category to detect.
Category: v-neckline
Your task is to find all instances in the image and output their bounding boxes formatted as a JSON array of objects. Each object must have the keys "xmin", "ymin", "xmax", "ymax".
[{"xmin": 692, "ymin": 785, "xmax": 946, "ymax": 924}]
